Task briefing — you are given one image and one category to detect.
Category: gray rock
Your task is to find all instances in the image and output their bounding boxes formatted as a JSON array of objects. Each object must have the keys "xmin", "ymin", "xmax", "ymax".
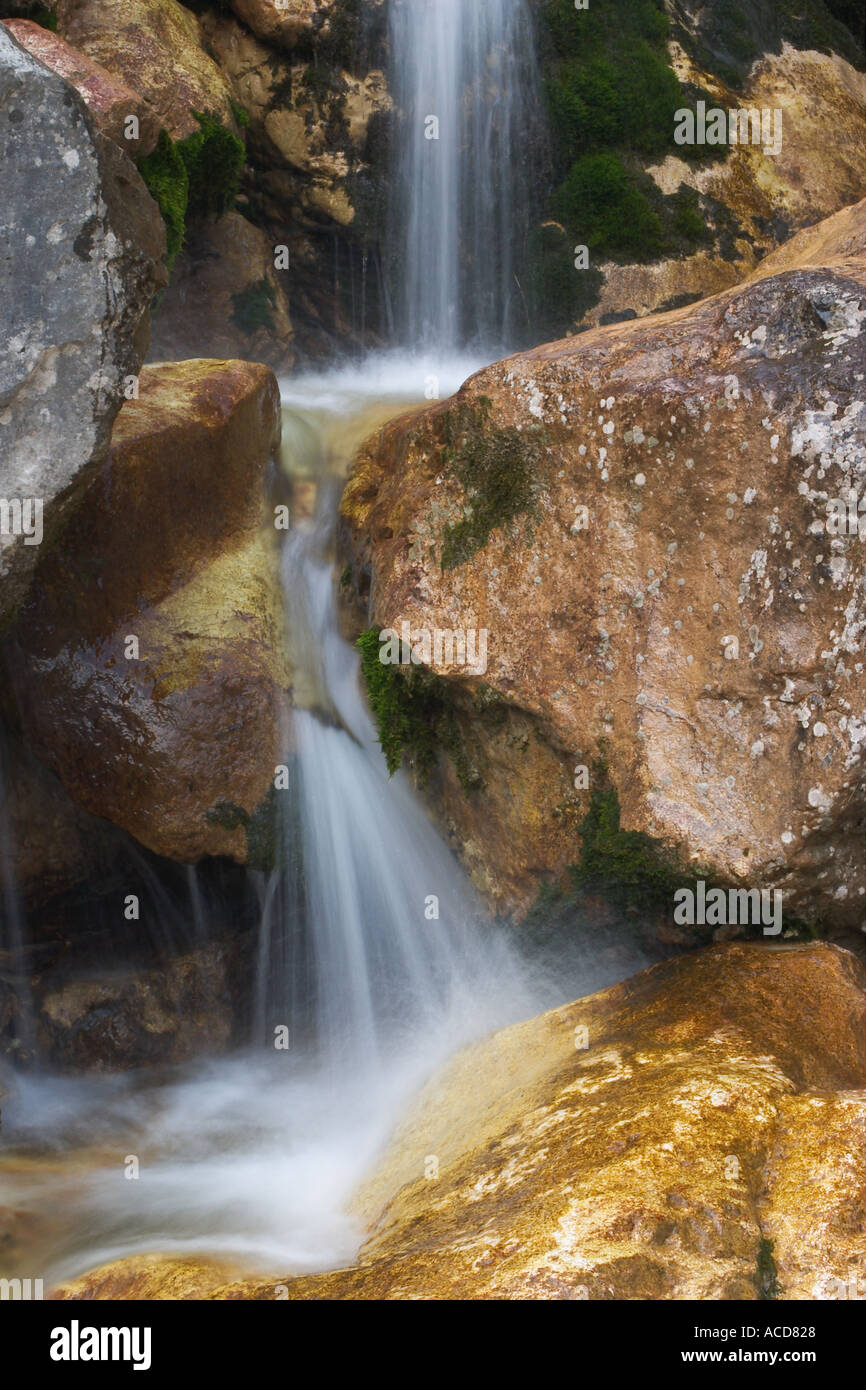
[{"xmin": 0, "ymin": 26, "xmax": 165, "ymax": 624}]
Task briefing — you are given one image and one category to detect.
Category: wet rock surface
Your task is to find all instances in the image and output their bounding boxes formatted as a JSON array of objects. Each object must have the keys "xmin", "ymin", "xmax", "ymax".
[
  {"xmin": 3, "ymin": 359, "xmax": 291, "ymax": 864},
  {"xmin": 52, "ymin": 943, "xmax": 866, "ymax": 1300}
]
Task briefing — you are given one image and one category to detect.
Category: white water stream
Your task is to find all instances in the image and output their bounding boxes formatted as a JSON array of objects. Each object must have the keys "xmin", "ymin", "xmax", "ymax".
[{"xmin": 0, "ymin": 5, "xmax": 648, "ymax": 1291}]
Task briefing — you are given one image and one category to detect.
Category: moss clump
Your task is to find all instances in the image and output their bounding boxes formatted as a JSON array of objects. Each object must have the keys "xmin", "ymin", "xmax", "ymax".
[
  {"xmin": 137, "ymin": 130, "xmax": 188, "ymax": 269},
  {"xmin": 232, "ymin": 278, "xmax": 277, "ymax": 334},
  {"xmin": 178, "ymin": 110, "xmax": 245, "ymax": 221},
  {"xmin": 356, "ymin": 629, "xmax": 480, "ymax": 789},
  {"xmin": 553, "ymin": 153, "xmax": 663, "ymax": 259},
  {"xmin": 137, "ymin": 113, "xmax": 245, "ymax": 271},
  {"xmin": 438, "ymin": 399, "xmax": 544, "ymax": 570},
  {"xmin": 756, "ymin": 1238, "xmax": 780, "ymax": 1299},
  {"xmin": 572, "ymin": 764, "xmax": 694, "ymax": 913}
]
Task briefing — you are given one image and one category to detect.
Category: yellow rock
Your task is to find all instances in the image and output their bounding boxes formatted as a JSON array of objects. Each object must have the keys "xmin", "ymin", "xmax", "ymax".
[{"xmin": 52, "ymin": 943, "xmax": 866, "ymax": 1300}]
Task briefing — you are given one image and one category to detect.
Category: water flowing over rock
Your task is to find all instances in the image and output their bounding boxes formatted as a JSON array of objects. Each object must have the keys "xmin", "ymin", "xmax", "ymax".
[
  {"xmin": 3, "ymin": 359, "xmax": 290, "ymax": 865},
  {"xmin": 51, "ymin": 944, "xmax": 866, "ymax": 1300},
  {"xmin": 0, "ymin": 24, "xmax": 166, "ymax": 626},
  {"xmin": 387, "ymin": 0, "xmax": 544, "ymax": 350},
  {"xmin": 340, "ymin": 200, "xmax": 866, "ymax": 929}
]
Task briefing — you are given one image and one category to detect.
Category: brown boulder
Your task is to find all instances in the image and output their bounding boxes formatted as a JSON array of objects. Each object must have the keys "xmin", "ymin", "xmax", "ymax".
[
  {"xmin": 228, "ymin": 0, "xmax": 335, "ymax": 52},
  {"xmin": 148, "ymin": 212, "xmax": 293, "ymax": 368},
  {"xmin": 340, "ymin": 201, "xmax": 866, "ymax": 928},
  {"xmin": 0, "ymin": 18, "xmax": 160, "ymax": 155},
  {"xmin": 51, "ymin": 943, "xmax": 866, "ymax": 1300},
  {"xmin": 55, "ymin": 0, "xmax": 237, "ymax": 141},
  {"xmin": 3, "ymin": 360, "xmax": 291, "ymax": 865}
]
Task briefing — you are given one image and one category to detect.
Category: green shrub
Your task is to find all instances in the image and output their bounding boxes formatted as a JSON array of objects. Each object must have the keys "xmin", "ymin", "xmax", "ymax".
[
  {"xmin": 524, "ymin": 221, "xmax": 604, "ymax": 338},
  {"xmin": 232, "ymin": 278, "xmax": 276, "ymax": 334},
  {"xmin": 553, "ymin": 153, "xmax": 663, "ymax": 260},
  {"xmin": 136, "ymin": 129, "xmax": 188, "ymax": 268}
]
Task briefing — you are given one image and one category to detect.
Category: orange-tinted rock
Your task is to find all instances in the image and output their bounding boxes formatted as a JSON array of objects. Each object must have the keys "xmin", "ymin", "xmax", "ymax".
[
  {"xmin": 3, "ymin": 360, "xmax": 290, "ymax": 865},
  {"xmin": 51, "ymin": 943, "xmax": 866, "ymax": 1301},
  {"xmin": 340, "ymin": 201, "xmax": 866, "ymax": 928},
  {"xmin": 0, "ymin": 18, "xmax": 159, "ymax": 155}
]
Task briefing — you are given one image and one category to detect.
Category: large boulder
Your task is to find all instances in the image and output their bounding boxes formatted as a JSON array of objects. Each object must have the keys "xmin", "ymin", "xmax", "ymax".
[
  {"xmin": 52, "ymin": 943, "xmax": 866, "ymax": 1300},
  {"xmin": 340, "ymin": 201, "xmax": 866, "ymax": 929},
  {"xmin": 2, "ymin": 360, "xmax": 291, "ymax": 865},
  {"xmin": 0, "ymin": 17, "xmax": 160, "ymax": 156},
  {"xmin": 54, "ymin": 0, "xmax": 238, "ymax": 141},
  {"xmin": 0, "ymin": 25, "xmax": 166, "ymax": 626}
]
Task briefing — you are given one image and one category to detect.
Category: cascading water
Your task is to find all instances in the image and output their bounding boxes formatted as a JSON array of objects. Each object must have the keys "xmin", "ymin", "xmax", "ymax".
[
  {"xmin": 388, "ymin": 0, "xmax": 544, "ymax": 350},
  {"xmin": 0, "ymin": 6, "xmax": 648, "ymax": 1290}
]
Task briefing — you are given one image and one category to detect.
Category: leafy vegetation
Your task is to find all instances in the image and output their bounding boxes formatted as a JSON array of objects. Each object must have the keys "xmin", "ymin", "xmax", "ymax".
[
  {"xmin": 438, "ymin": 399, "xmax": 545, "ymax": 570},
  {"xmin": 533, "ymin": 0, "xmax": 724, "ymax": 293},
  {"xmin": 553, "ymin": 153, "xmax": 663, "ymax": 259}
]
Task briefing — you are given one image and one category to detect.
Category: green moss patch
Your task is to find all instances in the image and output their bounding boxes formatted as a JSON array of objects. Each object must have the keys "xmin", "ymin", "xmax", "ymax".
[
  {"xmin": 137, "ymin": 112, "xmax": 245, "ymax": 272},
  {"xmin": 437, "ymin": 398, "xmax": 545, "ymax": 570},
  {"xmin": 572, "ymin": 766, "xmax": 693, "ymax": 913},
  {"xmin": 356, "ymin": 628, "xmax": 481, "ymax": 791},
  {"xmin": 137, "ymin": 130, "xmax": 188, "ymax": 269}
]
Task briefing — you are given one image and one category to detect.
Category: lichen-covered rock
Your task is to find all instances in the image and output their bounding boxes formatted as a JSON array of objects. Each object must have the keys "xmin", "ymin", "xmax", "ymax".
[
  {"xmin": 0, "ymin": 18, "xmax": 160, "ymax": 156},
  {"xmin": 0, "ymin": 25, "xmax": 166, "ymax": 626},
  {"xmin": 228, "ymin": 0, "xmax": 337, "ymax": 52},
  {"xmin": 51, "ymin": 944, "xmax": 866, "ymax": 1300},
  {"xmin": 55, "ymin": 0, "xmax": 238, "ymax": 141},
  {"xmin": 340, "ymin": 200, "xmax": 866, "ymax": 928},
  {"xmin": 148, "ymin": 211, "xmax": 294, "ymax": 367},
  {"xmin": 3, "ymin": 360, "xmax": 291, "ymax": 864}
]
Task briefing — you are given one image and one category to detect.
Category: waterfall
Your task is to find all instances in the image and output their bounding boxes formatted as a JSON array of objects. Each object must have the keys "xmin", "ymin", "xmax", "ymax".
[
  {"xmin": 255, "ymin": 364, "xmax": 527, "ymax": 1069},
  {"xmin": 388, "ymin": 0, "xmax": 543, "ymax": 351}
]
